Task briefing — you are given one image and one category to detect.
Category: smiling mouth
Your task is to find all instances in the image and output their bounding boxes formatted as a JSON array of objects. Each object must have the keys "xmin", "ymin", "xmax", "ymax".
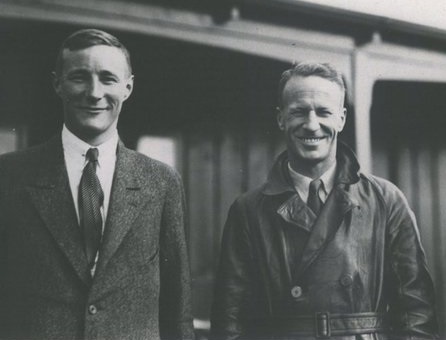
[
  {"xmin": 298, "ymin": 137, "xmax": 326, "ymax": 144},
  {"xmin": 78, "ymin": 107, "xmax": 108, "ymax": 113}
]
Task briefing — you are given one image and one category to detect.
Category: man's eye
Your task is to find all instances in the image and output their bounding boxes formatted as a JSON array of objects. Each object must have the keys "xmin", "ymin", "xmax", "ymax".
[
  {"xmin": 290, "ymin": 110, "xmax": 305, "ymax": 116},
  {"xmin": 101, "ymin": 76, "xmax": 118, "ymax": 84},
  {"xmin": 319, "ymin": 110, "xmax": 332, "ymax": 116},
  {"xmin": 68, "ymin": 75, "xmax": 87, "ymax": 82}
]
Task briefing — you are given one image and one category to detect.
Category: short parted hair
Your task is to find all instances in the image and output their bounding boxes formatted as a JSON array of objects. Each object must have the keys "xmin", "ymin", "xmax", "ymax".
[
  {"xmin": 277, "ymin": 61, "xmax": 346, "ymax": 108},
  {"xmin": 54, "ymin": 28, "xmax": 132, "ymax": 76}
]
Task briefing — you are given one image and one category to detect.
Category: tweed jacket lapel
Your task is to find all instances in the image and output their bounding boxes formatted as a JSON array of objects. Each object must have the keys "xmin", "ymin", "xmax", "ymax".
[
  {"xmin": 94, "ymin": 142, "xmax": 144, "ymax": 278},
  {"xmin": 26, "ymin": 136, "xmax": 91, "ymax": 285}
]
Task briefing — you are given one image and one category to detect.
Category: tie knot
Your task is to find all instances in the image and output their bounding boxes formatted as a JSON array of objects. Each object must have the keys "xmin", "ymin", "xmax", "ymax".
[
  {"xmin": 309, "ymin": 178, "xmax": 322, "ymax": 194},
  {"xmin": 86, "ymin": 148, "xmax": 99, "ymax": 162}
]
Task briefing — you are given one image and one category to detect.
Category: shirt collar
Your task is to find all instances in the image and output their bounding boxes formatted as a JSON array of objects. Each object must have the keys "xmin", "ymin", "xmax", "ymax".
[
  {"xmin": 288, "ymin": 161, "xmax": 337, "ymax": 196},
  {"xmin": 61, "ymin": 125, "xmax": 119, "ymax": 165},
  {"xmin": 288, "ymin": 163, "xmax": 312, "ymax": 198},
  {"xmin": 319, "ymin": 162, "xmax": 337, "ymax": 194},
  {"xmin": 262, "ymin": 144, "xmax": 360, "ymax": 196}
]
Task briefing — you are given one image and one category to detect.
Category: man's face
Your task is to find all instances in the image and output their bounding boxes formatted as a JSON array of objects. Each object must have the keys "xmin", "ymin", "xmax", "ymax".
[
  {"xmin": 277, "ymin": 75, "xmax": 346, "ymax": 171},
  {"xmin": 53, "ymin": 45, "xmax": 133, "ymax": 145}
]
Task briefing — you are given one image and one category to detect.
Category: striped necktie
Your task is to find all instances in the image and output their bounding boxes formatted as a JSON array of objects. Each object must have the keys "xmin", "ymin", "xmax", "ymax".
[{"xmin": 79, "ymin": 148, "xmax": 104, "ymax": 271}]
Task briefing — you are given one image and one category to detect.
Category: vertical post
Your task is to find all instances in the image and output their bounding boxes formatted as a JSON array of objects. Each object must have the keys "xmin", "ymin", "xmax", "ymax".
[{"xmin": 352, "ymin": 50, "xmax": 375, "ymax": 173}]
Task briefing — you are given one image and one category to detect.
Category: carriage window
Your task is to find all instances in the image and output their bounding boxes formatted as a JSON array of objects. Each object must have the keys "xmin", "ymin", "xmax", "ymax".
[
  {"xmin": 136, "ymin": 136, "xmax": 178, "ymax": 169},
  {"xmin": 0, "ymin": 128, "xmax": 20, "ymax": 155}
]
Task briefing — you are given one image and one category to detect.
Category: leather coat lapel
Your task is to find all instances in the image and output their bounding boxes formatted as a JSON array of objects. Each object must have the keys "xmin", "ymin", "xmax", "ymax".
[
  {"xmin": 265, "ymin": 143, "xmax": 362, "ymax": 283},
  {"xmin": 26, "ymin": 137, "xmax": 90, "ymax": 285},
  {"xmin": 95, "ymin": 143, "xmax": 143, "ymax": 277},
  {"xmin": 277, "ymin": 193, "xmax": 315, "ymax": 232},
  {"xmin": 295, "ymin": 186, "xmax": 359, "ymax": 279}
]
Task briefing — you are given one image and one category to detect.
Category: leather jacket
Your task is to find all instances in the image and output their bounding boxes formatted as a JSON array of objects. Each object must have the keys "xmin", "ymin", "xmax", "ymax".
[{"xmin": 211, "ymin": 143, "xmax": 438, "ymax": 340}]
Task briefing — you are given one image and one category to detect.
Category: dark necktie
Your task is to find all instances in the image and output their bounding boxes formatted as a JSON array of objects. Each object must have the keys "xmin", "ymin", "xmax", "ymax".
[
  {"xmin": 79, "ymin": 148, "xmax": 104, "ymax": 269},
  {"xmin": 307, "ymin": 179, "xmax": 323, "ymax": 215}
]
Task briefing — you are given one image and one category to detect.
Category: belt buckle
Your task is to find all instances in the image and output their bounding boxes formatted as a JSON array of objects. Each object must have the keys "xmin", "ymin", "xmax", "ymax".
[{"xmin": 315, "ymin": 312, "xmax": 331, "ymax": 339}]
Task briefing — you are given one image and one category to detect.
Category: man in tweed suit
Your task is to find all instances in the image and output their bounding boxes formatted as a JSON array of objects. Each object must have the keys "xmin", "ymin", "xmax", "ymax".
[{"xmin": 0, "ymin": 29, "xmax": 194, "ymax": 340}]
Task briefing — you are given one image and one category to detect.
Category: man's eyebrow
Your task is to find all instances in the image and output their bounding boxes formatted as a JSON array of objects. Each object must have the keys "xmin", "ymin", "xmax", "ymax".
[
  {"xmin": 288, "ymin": 103, "xmax": 306, "ymax": 108},
  {"xmin": 66, "ymin": 68, "xmax": 89, "ymax": 75},
  {"xmin": 99, "ymin": 70, "xmax": 121, "ymax": 77}
]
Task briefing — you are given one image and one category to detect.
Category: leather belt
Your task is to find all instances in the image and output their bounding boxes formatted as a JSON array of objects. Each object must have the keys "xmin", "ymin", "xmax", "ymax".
[{"xmin": 250, "ymin": 312, "xmax": 387, "ymax": 339}]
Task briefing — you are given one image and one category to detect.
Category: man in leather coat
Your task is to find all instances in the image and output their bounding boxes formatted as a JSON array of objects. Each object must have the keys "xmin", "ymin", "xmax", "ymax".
[{"xmin": 210, "ymin": 62, "xmax": 438, "ymax": 339}]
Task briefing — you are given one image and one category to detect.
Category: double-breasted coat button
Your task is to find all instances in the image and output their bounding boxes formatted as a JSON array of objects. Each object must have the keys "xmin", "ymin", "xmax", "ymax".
[
  {"xmin": 340, "ymin": 275, "xmax": 353, "ymax": 287},
  {"xmin": 88, "ymin": 304, "xmax": 98, "ymax": 315},
  {"xmin": 291, "ymin": 285, "xmax": 302, "ymax": 299}
]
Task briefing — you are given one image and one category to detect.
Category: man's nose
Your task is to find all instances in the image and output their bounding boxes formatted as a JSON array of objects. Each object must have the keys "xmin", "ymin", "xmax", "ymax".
[
  {"xmin": 86, "ymin": 79, "xmax": 104, "ymax": 100},
  {"xmin": 303, "ymin": 110, "xmax": 320, "ymax": 131}
]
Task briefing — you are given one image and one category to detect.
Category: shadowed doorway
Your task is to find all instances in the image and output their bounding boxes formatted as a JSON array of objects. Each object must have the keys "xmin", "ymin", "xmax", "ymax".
[{"xmin": 371, "ymin": 80, "xmax": 446, "ymax": 334}]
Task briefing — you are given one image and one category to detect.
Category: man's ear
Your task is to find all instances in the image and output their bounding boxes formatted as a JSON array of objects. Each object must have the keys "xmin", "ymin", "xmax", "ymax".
[
  {"xmin": 52, "ymin": 72, "xmax": 63, "ymax": 97},
  {"xmin": 337, "ymin": 107, "xmax": 347, "ymax": 132},
  {"xmin": 276, "ymin": 107, "xmax": 285, "ymax": 131},
  {"xmin": 123, "ymin": 75, "xmax": 134, "ymax": 101}
]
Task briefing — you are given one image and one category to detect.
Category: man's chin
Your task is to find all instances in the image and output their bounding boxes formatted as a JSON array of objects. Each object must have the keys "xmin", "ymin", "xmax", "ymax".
[
  {"xmin": 294, "ymin": 149, "xmax": 325, "ymax": 161},
  {"xmin": 296, "ymin": 150, "xmax": 335, "ymax": 166}
]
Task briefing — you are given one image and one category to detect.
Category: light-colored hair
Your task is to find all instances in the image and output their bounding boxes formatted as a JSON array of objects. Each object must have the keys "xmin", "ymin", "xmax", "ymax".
[
  {"xmin": 277, "ymin": 62, "xmax": 345, "ymax": 108},
  {"xmin": 54, "ymin": 28, "xmax": 132, "ymax": 76}
]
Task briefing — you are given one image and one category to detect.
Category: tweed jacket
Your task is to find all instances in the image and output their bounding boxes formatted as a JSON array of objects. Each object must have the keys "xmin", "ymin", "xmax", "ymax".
[
  {"xmin": 0, "ymin": 135, "xmax": 194, "ymax": 340},
  {"xmin": 211, "ymin": 143, "xmax": 438, "ymax": 340}
]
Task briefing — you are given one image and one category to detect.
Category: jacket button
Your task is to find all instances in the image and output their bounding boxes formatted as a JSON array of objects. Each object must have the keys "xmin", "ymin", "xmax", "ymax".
[
  {"xmin": 88, "ymin": 304, "xmax": 98, "ymax": 315},
  {"xmin": 340, "ymin": 275, "xmax": 353, "ymax": 287},
  {"xmin": 290, "ymin": 285, "xmax": 302, "ymax": 299}
]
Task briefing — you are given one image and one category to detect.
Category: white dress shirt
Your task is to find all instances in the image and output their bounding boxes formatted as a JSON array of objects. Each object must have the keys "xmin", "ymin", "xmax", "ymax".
[
  {"xmin": 62, "ymin": 125, "xmax": 118, "ymax": 228},
  {"xmin": 288, "ymin": 162, "xmax": 337, "ymax": 203}
]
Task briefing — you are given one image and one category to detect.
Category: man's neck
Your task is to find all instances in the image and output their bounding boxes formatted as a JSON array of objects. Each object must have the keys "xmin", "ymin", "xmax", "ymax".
[
  {"xmin": 64, "ymin": 125, "xmax": 117, "ymax": 147},
  {"xmin": 289, "ymin": 156, "xmax": 336, "ymax": 179}
]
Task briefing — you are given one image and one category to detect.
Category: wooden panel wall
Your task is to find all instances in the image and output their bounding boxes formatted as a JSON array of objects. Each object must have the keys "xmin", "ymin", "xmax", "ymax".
[
  {"xmin": 371, "ymin": 81, "xmax": 446, "ymax": 335},
  {"xmin": 391, "ymin": 145, "xmax": 445, "ymax": 333},
  {"xmin": 183, "ymin": 122, "xmax": 285, "ymax": 320}
]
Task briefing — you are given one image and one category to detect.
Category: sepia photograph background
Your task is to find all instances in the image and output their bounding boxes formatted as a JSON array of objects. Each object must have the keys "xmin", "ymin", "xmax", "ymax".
[{"xmin": 0, "ymin": 0, "xmax": 445, "ymax": 338}]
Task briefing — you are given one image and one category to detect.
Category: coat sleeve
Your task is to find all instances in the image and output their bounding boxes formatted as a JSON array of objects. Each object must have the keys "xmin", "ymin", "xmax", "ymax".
[
  {"xmin": 0, "ymin": 164, "xmax": 5, "ymax": 336},
  {"xmin": 210, "ymin": 198, "xmax": 256, "ymax": 340},
  {"xmin": 378, "ymin": 178, "xmax": 439, "ymax": 339},
  {"xmin": 159, "ymin": 169, "xmax": 195, "ymax": 340},
  {"xmin": 0, "ymin": 156, "xmax": 11, "ymax": 338}
]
